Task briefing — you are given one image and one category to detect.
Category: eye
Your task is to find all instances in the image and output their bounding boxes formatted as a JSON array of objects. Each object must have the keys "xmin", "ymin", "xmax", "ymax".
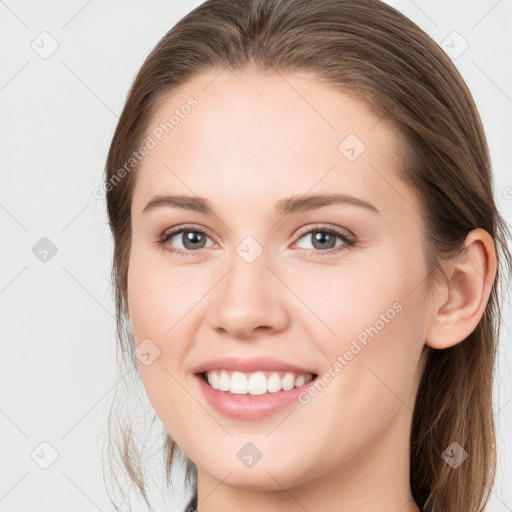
[
  {"xmin": 292, "ymin": 224, "xmax": 356, "ymax": 257},
  {"xmin": 156, "ymin": 223, "xmax": 356, "ymax": 257},
  {"xmin": 156, "ymin": 224, "xmax": 216, "ymax": 256}
]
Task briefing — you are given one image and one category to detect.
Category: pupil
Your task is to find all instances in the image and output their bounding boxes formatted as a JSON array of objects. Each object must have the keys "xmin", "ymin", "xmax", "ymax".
[
  {"xmin": 313, "ymin": 231, "xmax": 335, "ymax": 249},
  {"xmin": 184, "ymin": 231, "xmax": 205, "ymax": 249}
]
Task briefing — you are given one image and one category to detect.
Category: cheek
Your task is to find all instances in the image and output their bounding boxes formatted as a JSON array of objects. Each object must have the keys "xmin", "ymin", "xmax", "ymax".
[
  {"xmin": 126, "ymin": 253, "xmax": 200, "ymax": 435},
  {"xmin": 127, "ymin": 248, "xmax": 199, "ymax": 344},
  {"xmin": 295, "ymin": 245, "xmax": 427, "ymax": 398},
  {"xmin": 284, "ymin": 250, "xmax": 413, "ymax": 345}
]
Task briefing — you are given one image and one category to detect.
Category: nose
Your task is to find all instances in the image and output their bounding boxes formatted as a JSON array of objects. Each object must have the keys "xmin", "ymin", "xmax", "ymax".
[{"xmin": 207, "ymin": 250, "xmax": 290, "ymax": 339}]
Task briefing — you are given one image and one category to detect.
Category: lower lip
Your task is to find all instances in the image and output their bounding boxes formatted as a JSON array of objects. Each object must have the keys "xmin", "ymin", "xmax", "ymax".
[{"xmin": 194, "ymin": 373, "xmax": 318, "ymax": 420}]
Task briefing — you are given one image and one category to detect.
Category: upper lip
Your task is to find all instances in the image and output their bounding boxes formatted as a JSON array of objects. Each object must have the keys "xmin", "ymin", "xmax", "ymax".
[{"xmin": 192, "ymin": 356, "xmax": 317, "ymax": 375}]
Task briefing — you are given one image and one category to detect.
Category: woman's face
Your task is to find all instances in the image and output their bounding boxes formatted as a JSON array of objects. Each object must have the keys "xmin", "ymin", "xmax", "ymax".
[{"xmin": 127, "ymin": 69, "xmax": 431, "ymax": 496}]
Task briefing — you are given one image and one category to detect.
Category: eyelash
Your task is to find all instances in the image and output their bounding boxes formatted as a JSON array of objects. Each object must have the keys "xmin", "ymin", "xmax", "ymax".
[{"xmin": 156, "ymin": 223, "xmax": 356, "ymax": 258}]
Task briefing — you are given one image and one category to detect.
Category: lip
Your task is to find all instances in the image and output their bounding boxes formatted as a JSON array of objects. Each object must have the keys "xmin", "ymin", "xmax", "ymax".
[
  {"xmin": 192, "ymin": 355, "xmax": 317, "ymax": 375},
  {"xmin": 194, "ymin": 372, "xmax": 319, "ymax": 420}
]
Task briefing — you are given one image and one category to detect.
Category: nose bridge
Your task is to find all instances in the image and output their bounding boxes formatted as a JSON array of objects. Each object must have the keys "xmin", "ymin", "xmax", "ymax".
[
  {"xmin": 223, "ymin": 229, "xmax": 271, "ymax": 291},
  {"xmin": 208, "ymin": 237, "xmax": 289, "ymax": 337}
]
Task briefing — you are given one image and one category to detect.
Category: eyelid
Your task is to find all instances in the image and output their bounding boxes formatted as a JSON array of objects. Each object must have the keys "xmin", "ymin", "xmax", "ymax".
[
  {"xmin": 159, "ymin": 223, "xmax": 218, "ymax": 243},
  {"xmin": 159, "ymin": 223, "xmax": 353, "ymax": 241},
  {"xmin": 293, "ymin": 222, "xmax": 355, "ymax": 241}
]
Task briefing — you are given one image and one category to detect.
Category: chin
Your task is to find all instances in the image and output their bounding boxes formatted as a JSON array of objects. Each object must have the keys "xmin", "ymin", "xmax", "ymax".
[{"xmin": 197, "ymin": 451, "xmax": 315, "ymax": 491}]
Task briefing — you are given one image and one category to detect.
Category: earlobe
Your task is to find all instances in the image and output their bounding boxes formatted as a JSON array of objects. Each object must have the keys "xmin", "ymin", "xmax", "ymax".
[{"xmin": 425, "ymin": 228, "xmax": 497, "ymax": 350}]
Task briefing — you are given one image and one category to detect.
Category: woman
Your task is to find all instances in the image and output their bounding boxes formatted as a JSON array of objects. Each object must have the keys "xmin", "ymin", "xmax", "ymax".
[{"xmin": 102, "ymin": 0, "xmax": 512, "ymax": 511}]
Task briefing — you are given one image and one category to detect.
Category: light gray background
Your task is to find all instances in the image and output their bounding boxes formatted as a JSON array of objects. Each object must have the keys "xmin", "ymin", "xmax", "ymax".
[{"xmin": 1, "ymin": 1, "xmax": 511, "ymax": 510}]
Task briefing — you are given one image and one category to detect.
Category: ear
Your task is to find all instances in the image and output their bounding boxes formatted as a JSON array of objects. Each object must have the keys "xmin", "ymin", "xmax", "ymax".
[{"xmin": 425, "ymin": 228, "xmax": 497, "ymax": 350}]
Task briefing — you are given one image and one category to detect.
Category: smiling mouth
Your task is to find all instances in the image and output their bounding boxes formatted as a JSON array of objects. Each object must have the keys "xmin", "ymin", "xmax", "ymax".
[{"xmin": 199, "ymin": 370, "xmax": 319, "ymax": 396}]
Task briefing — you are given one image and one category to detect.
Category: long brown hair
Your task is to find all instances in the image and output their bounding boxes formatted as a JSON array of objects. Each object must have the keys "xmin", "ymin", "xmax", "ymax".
[{"xmin": 102, "ymin": 1, "xmax": 512, "ymax": 510}]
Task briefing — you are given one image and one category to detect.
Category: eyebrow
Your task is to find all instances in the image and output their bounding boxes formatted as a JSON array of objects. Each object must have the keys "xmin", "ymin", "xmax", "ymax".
[{"xmin": 142, "ymin": 192, "xmax": 379, "ymax": 216}]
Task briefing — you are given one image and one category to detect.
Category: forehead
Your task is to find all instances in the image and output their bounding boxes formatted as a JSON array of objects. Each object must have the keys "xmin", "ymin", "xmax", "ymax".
[{"xmin": 132, "ymin": 69, "xmax": 410, "ymax": 219}]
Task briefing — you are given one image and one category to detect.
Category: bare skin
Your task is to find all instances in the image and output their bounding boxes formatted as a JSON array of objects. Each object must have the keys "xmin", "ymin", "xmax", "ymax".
[{"xmin": 126, "ymin": 68, "xmax": 496, "ymax": 512}]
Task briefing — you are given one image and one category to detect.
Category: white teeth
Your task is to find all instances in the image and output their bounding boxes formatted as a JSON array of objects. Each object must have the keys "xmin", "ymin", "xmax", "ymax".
[
  {"xmin": 295, "ymin": 374, "xmax": 306, "ymax": 387},
  {"xmin": 208, "ymin": 371, "xmax": 220, "ymax": 389},
  {"xmin": 219, "ymin": 370, "xmax": 231, "ymax": 391},
  {"xmin": 248, "ymin": 372, "xmax": 267, "ymax": 395},
  {"xmin": 267, "ymin": 372, "xmax": 282, "ymax": 393},
  {"xmin": 205, "ymin": 370, "xmax": 315, "ymax": 395},
  {"xmin": 231, "ymin": 372, "xmax": 248, "ymax": 394},
  {"xmin": 281, "ymin": 372, "xmax": 295, "ymax": 391}
]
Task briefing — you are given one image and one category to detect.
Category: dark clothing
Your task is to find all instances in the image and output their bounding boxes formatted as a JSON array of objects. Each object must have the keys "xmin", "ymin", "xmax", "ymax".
[
  {"xmin": 184, "ymin": 491, "xmax": 197, "ymax": 511},
  {"xmin": 183, "ymin": 491, "xmax": 424, "ymax": 511}
]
